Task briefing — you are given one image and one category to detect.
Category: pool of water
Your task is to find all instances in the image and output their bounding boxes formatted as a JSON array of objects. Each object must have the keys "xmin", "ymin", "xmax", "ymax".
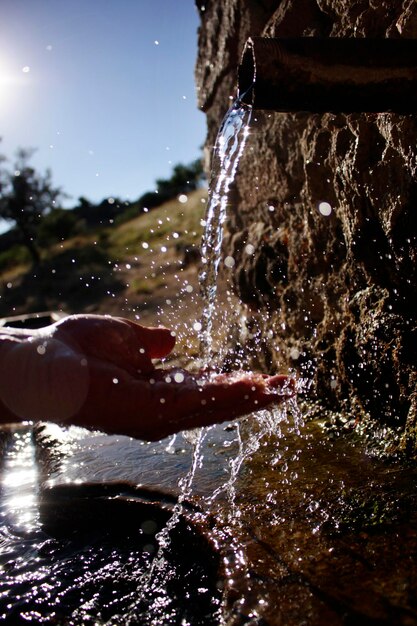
[
  {"xmin": 2, "ymin": 412, "xmax": 417, "ymax": 626},
  {"xmin": 0, "ymin": 427, "xmax": 222, "ymax": 625}
]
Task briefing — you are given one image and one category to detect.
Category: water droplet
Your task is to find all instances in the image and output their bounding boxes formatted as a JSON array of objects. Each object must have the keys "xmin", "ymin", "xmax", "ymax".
[
  {"xmin": 141, "ymin": 519, "xmax": 158, "ymax": 534},
  {"xmin": 290, "ymin": 347, "xmax": 300, "ymax": 360},
  {"xmin": 193, "ymin": 321, "xmax": 202, "ymax": 332},
  {"xmin": 174, "ymin": 372, "xmax": 185, "ymax": 383},
  {"xmin": 224, "ymin": 256, "xmax": 235, "ymax": 268},
  {"xmin": 178, "ymin": 194, "xmax": 188, "ymax": 204},
  {"xmin": 22, "ymin": 66, "xmax": 30, "ymax": 73},
  {"xmin": 318, "ymin": 201, "xmax": 332, "ymax": 216},
  {"xmin": 142, "ymin": 242, "xmax": 149, "ymax": 249},
  {"xmin": 245, "ymin": 244, "xmax": 255, "ymax": 255}
]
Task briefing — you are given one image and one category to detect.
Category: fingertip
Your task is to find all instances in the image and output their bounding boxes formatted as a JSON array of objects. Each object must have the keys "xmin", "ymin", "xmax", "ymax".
[{"xmin": 267, "ymin": 374, "xmax": 295, "ymax": 394}]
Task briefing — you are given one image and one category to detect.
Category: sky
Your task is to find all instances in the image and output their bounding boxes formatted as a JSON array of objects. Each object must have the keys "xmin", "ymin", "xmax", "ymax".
[{"xmin": 0, "ymin": 0, "xmax": 207, "ymax": 208}]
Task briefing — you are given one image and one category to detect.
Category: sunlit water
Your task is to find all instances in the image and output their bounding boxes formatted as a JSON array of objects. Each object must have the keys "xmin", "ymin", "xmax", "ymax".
[
  {"xmin": 132, "ymin": 97, "xmax": 303, "ymax": 622},
  {"xmin": 0, "ymin": 428, "xmax": 222, "ymax": 625},
  {"xmin": 199, "ymin": 98, "xmax": 252, "ymax": 366},
  {"xmin": 126, "ymin": 98, "xmax": 255, "ymax": 623}
]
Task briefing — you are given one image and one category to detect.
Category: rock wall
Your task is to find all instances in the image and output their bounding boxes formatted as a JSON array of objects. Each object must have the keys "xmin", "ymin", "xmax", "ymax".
[{"xmin": 195, "ymin": 0, "xmax": 417, "ymax": 452}]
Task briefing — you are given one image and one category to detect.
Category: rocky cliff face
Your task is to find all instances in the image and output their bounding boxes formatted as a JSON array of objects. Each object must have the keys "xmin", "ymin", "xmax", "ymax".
[{"xmin": 195, "ymin": 0, "xmax": 417, "ymax": 452}]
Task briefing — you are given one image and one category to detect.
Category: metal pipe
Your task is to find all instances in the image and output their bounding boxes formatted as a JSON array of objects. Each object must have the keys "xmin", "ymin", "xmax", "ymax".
[{"xmin": 238, "ymin": 37, "xmax": 417, "ymax": 113}]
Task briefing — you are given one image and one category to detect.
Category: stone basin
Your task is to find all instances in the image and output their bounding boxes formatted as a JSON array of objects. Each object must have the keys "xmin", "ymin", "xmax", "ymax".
[{"xmin": 0, "ymin": 426, "xmax": 223, "ymax": 625}]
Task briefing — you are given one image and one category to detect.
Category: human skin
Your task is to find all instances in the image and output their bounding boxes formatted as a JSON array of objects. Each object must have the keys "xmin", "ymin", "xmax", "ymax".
[{"xmin": 0, "ymin": 314, "xmax": 294, "ymax": 441}]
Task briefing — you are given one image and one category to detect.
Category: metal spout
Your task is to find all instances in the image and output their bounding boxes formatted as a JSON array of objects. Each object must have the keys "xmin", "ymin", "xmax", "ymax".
[{"xmin": 238, "ymin": 37, "xmax": 417, "ymax": 113}]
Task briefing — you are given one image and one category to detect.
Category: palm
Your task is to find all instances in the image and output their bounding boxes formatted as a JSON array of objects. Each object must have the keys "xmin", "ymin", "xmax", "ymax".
[{"xmin": 0, "ymin": 315, "xmax": 294, "ymax": 441}]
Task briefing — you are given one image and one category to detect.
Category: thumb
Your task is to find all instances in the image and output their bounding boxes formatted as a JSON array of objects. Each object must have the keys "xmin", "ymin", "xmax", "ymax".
[{"xmin": 131, "ymin": 324, "xmax": 176, "ymax": 359}]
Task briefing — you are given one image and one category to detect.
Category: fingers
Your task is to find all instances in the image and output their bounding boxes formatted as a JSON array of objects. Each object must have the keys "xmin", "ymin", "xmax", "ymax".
[
  {"xmin": 71, "ymin": 365, "xmax": 295, "ymax": 442},
  {"xmin": 53, "ymin": 315, "xmax": 175, "ymax": 374},
  {"xmin": 265, "ymin": 373, "xmax": 295, "ymax": 393},
  {"xmin": 156, "ymin": 370, "xmax": 295, "ymax": 439},
  {"xmin": 129, "ymin": 370, "xmax": 294, "ymax": 440}
]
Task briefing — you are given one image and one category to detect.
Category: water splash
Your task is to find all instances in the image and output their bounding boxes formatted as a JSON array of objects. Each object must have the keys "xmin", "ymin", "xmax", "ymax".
[
  {"xmin": 125, "ymin": 427, "xmax": 212, "ymax": 625},
  {"xmin": 208, "ymin": 406, "xmax": 286, "ymax": 512},
  {"xmin": 205, "ymin": 397, "xmax": 306, "ymax": 520},
  {"xmin": 199, "ymin": 99, "xmax": 252, "ymax": 365},
  {"xmin": 128, "ymin": 99, "xmax": 254, "ymax": 620}
]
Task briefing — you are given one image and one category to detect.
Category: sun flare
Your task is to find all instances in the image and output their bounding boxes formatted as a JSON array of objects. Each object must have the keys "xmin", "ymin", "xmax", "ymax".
[
  {"xmin": 0, "ymin": 55, "xmax": 28, "ymax": 114},
  {"xmin": 0, "ymin": 56, "xmax": 14, "ymax": 87}
]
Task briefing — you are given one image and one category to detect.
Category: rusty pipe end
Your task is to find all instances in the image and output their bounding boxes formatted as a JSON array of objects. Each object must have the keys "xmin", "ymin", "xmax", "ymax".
[
  {"xmin": 237, "ymin": 37, "xmax": 417, "ymax": 113},
  {"xmin": 238, "ymin": 37, "xmax": 256, "ymax": 105},
  {"xmin": 238, "ymin": 37, "xmax": 283, "ymax": 107}
]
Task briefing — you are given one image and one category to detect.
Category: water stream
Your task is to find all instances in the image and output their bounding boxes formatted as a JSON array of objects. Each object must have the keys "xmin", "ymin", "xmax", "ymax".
[
  {"xmin": 199, "ymin": 98, "xmax": 252, "ymax": 366},
  {"xmin": 123, "ymin": 98, "xmax": 255, "ymax": 623}
]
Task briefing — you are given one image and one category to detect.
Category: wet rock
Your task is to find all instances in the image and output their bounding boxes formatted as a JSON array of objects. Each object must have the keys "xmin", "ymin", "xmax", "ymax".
[
  {"xmin": 216, "ymin": 418, "xmax": 417, "ymax": 626},
  {"xmin": 195, "ymin": 0, "xmax": 417, "ymax": 453}
]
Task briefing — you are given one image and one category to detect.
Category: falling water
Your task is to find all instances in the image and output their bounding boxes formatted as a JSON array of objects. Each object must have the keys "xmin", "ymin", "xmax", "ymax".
[
  {"xmin": 183, "ymin": 99, "xmax": 255, "ymax": 524},
  {"xmin": 195, "ymin": 97, "xmax": 306, "ymax": 522},
  {"xmin": 199, "ymin": 98, "xmax": 252, "ymax": 365},
  {"xmin": 126, "ymin": 428, "xmax": 212, "ymax": 626},
  {"xmin": 128, "ymin": 99, "xmax": 254, "ymax": 622}
]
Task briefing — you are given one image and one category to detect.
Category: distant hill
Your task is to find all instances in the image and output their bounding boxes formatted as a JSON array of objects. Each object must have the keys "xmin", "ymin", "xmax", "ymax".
[{"xmin": 0, "ymin": 189, "xmax": 207, "ymax": 337}]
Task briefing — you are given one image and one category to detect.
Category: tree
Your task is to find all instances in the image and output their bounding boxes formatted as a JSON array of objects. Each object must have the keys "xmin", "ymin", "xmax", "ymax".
[
  {"xmin": 155, "ymin": 158, "xmax": 205, "ymax": 199},
  {"xmin": 136, "ymin": 158, "xmax": 205, "ymax": 211},
  {"xmin": 0, "ymin": 148, "xmax": 63, "ymax": 265}
]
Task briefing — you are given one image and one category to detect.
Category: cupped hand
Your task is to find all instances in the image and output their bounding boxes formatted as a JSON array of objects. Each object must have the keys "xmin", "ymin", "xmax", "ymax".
[{"xmin": 0, "ymin": 314, "xmax": 294, "ymax": 441}]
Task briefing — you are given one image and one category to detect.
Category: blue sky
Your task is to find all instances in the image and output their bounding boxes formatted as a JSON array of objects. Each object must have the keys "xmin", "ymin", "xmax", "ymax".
[{"xmin": 0, "ymin": 0, "xmax": 206, "ymax": 207}]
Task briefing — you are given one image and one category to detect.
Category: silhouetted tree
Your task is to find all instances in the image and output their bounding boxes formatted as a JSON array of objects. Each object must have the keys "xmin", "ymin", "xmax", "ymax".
[
  {"xmin": 155, "ymin": 158, "xmax": 205, "ymax": 199},
  {"xmin": 73, "ymin": 195, "xmax": 127, "ymax": 228},
  {"xmin": 38, "ymin": 207, "xmax": 81, "ymax": 246},
  {"xmin": 136, "ymin": 158, "xmax": 205, "ymax": 211},
  {"xmin": 0, "ymin": 148, "xmax": 63, "ymax": 265}
]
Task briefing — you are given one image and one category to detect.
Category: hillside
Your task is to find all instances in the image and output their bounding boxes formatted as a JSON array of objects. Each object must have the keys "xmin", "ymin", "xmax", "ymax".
[{"xmin": 0, "ymin": 188, "xmax": 208, "ymax": 362}]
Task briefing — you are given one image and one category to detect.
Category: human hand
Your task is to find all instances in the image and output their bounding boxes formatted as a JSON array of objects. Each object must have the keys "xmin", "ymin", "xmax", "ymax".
[{"xmin": 0, "ymin": 314, "xmax": 294, "ymax": 441}]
